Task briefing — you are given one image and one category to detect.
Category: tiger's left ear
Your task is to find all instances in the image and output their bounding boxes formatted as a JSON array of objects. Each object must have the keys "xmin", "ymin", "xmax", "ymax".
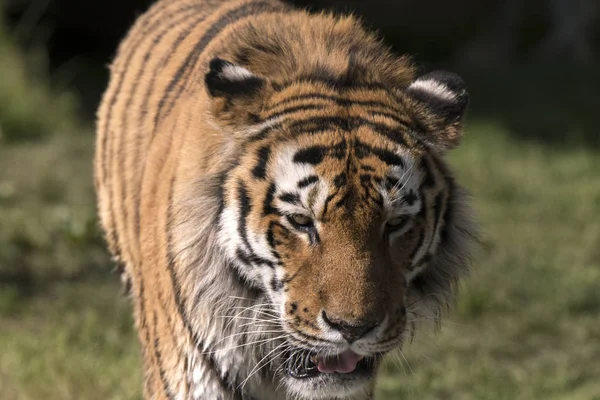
[
  {"xmin": 405, "ymin": 71, "xmax": 469, "ymax": 150},
  {"xmin": 205, "ymin": 58, "xmax": 270, "ymax": 126}
]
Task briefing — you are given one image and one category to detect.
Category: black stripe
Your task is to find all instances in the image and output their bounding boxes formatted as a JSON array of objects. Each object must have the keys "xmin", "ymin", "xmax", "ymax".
[
  {"xmin": 309, "ymin": 230, "xmax": 321, "ymax": 246},
  {"xmin": 138, "ymin": 271, "xmax": 147, "ymax": 333},
  {"xmin": 359, "ymin": 173, "xmax": 372, "ymax": 184},
  {"xmin": 262, "ymin": 103, "xmax": 328, "ymax": 120},
  {"xmin": 154, "ymin": 1, "xmax": 282, "ymax": 128},
  {"xmin": 236, "ymin": 247, "xmax": 275, "ymax": 269},
  {"xmin": 427, "ymin": 155, "xmax": 457, "ymax": 246},
  {"xmin": 297, "ymin": 175, "xmax": 319, "ymax": 188},
  {"xmin": 237, "ymin": 182, "xmax": 275, "ymax": 268},
  {"xmin": 351, "ymin": 118, "xmax": 409, "ymax": 144},
  {"xmin": 439, "ymin": 177, "xmax": 455, "ymax": 244},
  {"xmin": 266, "ymin": 93, "xmax": 336, "ymax": 109},
  {"xmin": 236, "ymin": 248, "xmax": 253, "ymax": 267},
  {"xmin": 153, "ymin": 313, "xmax": 175, "ymax": 400},
  {"xmin": 166, "ymin": 176, "xmax": 196, "ymax": 338},
  {"xmin": 432, "ymin": 191, "xmax": 445, "ymax": 238},
  {"xmin": 287, "ymin": 116, "xmax": 349, "ymax": 134},
  {"xmin": 368, "ymin": 110, "xmax": 411, "ymax": 127},
  {"xmin": 410, "ymin": 157, "xmax": 435, "ymax": 267},
  {"xmin": 403, "ymin": 189, "xmax": 418, "ymax": 206},
  {"xmin": 229, "ymin": 260, "xmax": 262, "ymax": 296},
  {"xmin": 419, "ymin": 157, "xmax": 436, "ymax": 189},
  {"xmin": 321, "ymin": 192, "xmax": 337, "ymax": 217},
  {"xmin": 354, "ymin": 140, "xmax": 405, "ymax": 167},
  {"xmin": 215, "ymin": 170, "xmax": 231, "ymax": 223},
  {"xmin": 275, "ymin": 77, "xmax": 395, "ymax": 94},
  {"xmin": 237, "ymin": 182, "xmax": 253, "ymax": 251},
  {"xmin": 262, "ymin": 182, "xmax": 279, "ymax": 216},
  {"xmin": 409, "ymin": 215, "xmax": 427, "ymax": 266},
  {"xmin": 384, "ymin": 175, "xmax": 399, "ymax": 191},
  {"xmin": 279, "ymin": 192, "xmax": 301, "ymax": 204},
  {"xmin": 358, "ymin": 175, "xmax": 384, "ymax": 208},
  {"xmin": 293, "ymin": 140, "xmax": 347, "ymax": 166},
  {"xmin": 291, "ymin": 330, "xmax": 337, "ymax": 346},
  {"xmin": 333, "ymin": 191, "xmax": 350, "ymax": 210},
  {"xmin": 252, "ymin": 145, "xmax": 271, "ymax": 179},
  {"xmin": 282, "ymin": 270, "xmax": 301, "ymax": 285},
  {"xmin": 414, "ymin": 191, "xmax": 445, "ymax": 267},
  {"xmin": 265, "ymin": 222, "xmax": 283, "ymax": 263},
  {"xmin": 293, "ymin": 146, "xmax": 327, "ymax": 165},
  {"xmin": 270, "ymin": 276, "xmax": 284, "ymax": 292},
  {"xmin": 266, "ymin": 220, "xmax": 286, "ymax": 250}
]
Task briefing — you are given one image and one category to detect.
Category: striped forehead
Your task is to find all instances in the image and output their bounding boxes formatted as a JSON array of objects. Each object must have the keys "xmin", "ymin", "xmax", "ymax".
[
  {"xmin": 270, "ymin": 143, "xmax": 421, "ymax": 216},
  {"xmin": 271, "ymin": 145, "xmax": 330, "ymax": 215}
]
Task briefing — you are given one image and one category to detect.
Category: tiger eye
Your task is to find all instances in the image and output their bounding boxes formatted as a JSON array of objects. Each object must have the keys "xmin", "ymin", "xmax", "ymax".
[
  {"xmin": 387, "ymin": 216, "xmax": 407, "ymax": 228},
  {"xmin": 291, "ymin": 214, "xmax": 312, "ymax": 226}
]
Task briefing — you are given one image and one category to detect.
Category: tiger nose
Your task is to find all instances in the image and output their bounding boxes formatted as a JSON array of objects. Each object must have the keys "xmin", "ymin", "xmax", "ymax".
[{"xmin": 321, "ymin": 311, "xmax": 378, "ymax": 343}]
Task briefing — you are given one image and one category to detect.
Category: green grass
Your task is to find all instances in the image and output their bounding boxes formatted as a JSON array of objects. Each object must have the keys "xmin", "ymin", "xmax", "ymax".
[
  {"xmin": 0, "ymin": 14, "xmax": 141, "ymax": 400},
  {"xmin": 0, "ymin": 24, "xmax": 78, "ymax": 143},
  {"xmin": 1, "ymin": 14, "xmax": 599, "ymax": 399}
]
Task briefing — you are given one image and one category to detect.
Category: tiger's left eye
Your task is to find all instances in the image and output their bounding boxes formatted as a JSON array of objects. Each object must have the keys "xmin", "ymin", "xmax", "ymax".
[
  {"xmin": 289, "ymin": 214, "xmax": 312, "ymax": 227},
  {"xmin": 386, "ymin": 216, "xmax": 407, "ymax": 231}
]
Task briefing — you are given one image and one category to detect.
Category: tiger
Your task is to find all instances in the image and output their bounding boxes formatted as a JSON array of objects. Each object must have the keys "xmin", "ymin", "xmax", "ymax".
[{"xmin": 94, "ymin": 0, "xmax": 478, "ymax": 398}]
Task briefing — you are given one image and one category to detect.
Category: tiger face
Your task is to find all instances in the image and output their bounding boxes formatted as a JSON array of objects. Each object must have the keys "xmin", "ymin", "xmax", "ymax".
[{"xmin": 208, "ymin": 59, "xmax": 472, "ymax": 398}]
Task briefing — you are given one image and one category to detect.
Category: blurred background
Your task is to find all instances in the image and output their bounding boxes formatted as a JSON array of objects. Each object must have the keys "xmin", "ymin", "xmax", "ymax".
[{"xmin": 0, "ymin": 0, "xmax": 598, "ymax": 398}]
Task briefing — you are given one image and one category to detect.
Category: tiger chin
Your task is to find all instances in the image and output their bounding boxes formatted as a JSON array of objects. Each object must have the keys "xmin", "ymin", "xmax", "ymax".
[{"xmin": 94, "ymin": 0, "xmax": 478, "ymax": 399}]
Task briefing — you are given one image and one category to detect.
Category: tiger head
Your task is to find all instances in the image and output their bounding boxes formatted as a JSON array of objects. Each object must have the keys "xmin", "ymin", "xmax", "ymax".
[{"xmin": 199, "ymin": 55, "xmax": 476, "ymax": 398}]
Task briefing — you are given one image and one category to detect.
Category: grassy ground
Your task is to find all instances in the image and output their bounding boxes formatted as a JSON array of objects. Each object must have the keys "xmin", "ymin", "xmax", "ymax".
[{"xmin": 1, "ymin": 16, "xmax": 599, "ymax": 400}]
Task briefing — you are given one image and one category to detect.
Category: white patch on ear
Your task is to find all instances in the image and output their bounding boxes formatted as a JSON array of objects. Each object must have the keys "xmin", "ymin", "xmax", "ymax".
[
  {"xmin": 408, "ymin": 79, "xmax": 457, "ymax": 102},
  {"xmin": 220, "ymin": 64, "xmax": 255, "ymax": 81}
]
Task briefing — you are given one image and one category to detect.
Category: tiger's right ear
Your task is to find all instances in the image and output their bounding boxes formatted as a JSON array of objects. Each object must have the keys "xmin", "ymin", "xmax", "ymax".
[
  {"xmin": 205, "ymin": 58, "xmax": 265, "ymax": 98},
  {"xmin": 205, "ymin": 58, "xmax": 270, "ymax": 127}
]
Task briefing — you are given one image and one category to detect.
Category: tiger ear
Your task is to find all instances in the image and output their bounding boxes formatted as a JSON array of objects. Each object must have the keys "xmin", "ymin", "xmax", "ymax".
[
  {"xmin": 205, "ymin": 58, "xmax": 269, "ymax": 126},
  {"xmin": 205, "ymin": 58, "xmax": 265, "ymax": 98},
  {"xmin": 405, "ymin": 71, "xmax": 469, "ymax": 150}
]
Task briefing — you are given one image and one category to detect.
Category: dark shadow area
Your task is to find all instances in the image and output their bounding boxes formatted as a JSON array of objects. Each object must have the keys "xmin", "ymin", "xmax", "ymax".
[{"xmin": 461, "ymin": 65, "xmax": 600, "ymax": 147}]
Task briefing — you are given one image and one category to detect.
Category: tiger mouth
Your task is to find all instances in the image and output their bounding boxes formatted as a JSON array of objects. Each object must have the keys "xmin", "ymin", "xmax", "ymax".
[{"xmin": 283, "ymin": 348, "xmax": 378, "ymax": 379}]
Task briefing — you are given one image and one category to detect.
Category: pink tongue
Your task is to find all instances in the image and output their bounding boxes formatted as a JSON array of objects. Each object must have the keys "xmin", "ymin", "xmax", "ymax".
[{"xmin": 317, "ymin": 350, "xmax": 362, "ymax": 374}]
